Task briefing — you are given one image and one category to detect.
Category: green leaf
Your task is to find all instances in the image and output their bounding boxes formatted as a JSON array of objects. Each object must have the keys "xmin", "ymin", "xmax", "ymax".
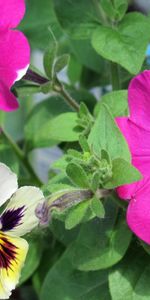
[
  {"xmin": 25, "ymin": 97, "xmax": 76, "ymax": 149},
  {"xmin": 70, "ymin": 39, "xmax": 105, "ymax": 73},
  {"xmin": 109, "ymin": 246, "xmax": 150, "ymax": 300},
  {"xmin": 94, "ymin": 90, "xmax": 128, "ymax": 118},
  {"xmin": 105, "ymin": 158, "xmax": 142, "ymax": 189},
  {"xmin": 91, "ymin": 172, "xmax": 100, "ymax": 192},
  {"xmin": 51, "ymin": 219, "xmax": 79, "ymax": 246},
  {"xmin": 88, "ymin": 104, "xmax": 131, "ymax": 161},
  {"xmin": 39, "ymin": 112, "xmax": 80, "ymax": 142},
  {"xmin": 53, "ymin": 0, "xmax": 98, "ymax": 39},
  {"xmin": 33, "ymin": 242, "xmax": 64, "ymax": 294},
  {"xmin": 79, "ymin": 135, "xmax": 90, "ymax": 152},
  {"xmin": 65, "ymin": 200, "xmax": 92, "ymax": 230},
  {"xmin": 19, "ymin": 238, "xmax": 43, "ymax": 285},
  {"xmin": 101, "ymin": 0, "xmax": 128, "ymax": 21},
  {"xmin": 54, "ymin": 54, "xmax": 70, "ymax": 74},
  {"xmin": 44, "ymin": 42, "xmax": 57, "ymax": 78},
  {"xmin": 67, "ymin": 56, "xmax": 82, "ymax": 84},
  {"xmin": 72, "ymin": 200, "xmax": 132, "ymax": 271},
  {"xmin": 90, "ymin": 197, "xmax": 105, "ymax": 218},
  {"xmin": 66, "ymin": 162, "xmax": 89, "ymax": 188},
  {"xmin": 0, "ymin": 141, "xmax": 19, "ymax": 174},
  {"xmin": 92, "ymin": 13, "xmax": 150, "ymax": 74},
  {"xmin": 40, "ymin": 245, "xmax": 111, "ymax": 300},
  {"xmin": 20, "ymin": 0, "xmax": 62, "ymax": 49}
]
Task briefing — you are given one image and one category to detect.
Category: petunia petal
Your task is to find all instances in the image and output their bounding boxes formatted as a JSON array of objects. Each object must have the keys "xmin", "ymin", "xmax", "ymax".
[
  {"xmin": 116, "ymin": 117, "xmax": 150, "ymax": 157},
  {"xmin": 0, "ymin": 81, "xmax": 19, "ymax": 111},
  {"xmin": 0, "ymin": 30, "xmax": 30, "ymax": 87},
  {"xmin": 0, "ymin": 232, "xmax": 28, "ymax": 299},
  {"xmin": 0, "ymin": 0, "xmax": 25, "ymax": 29},
  {"xmin": 1, "ymin": 187, "xmax": 44, "ymax": 237},
  {"xmin": 127, "ymin": 178, "xmax": 150, "ymax": 244},
  {"xmin": 128, "ymin": 70, "xmax": 150, "ymax": 130},
  {"xmin": 0, "ymin": 163, "xmax": 18, "ymax": 207}
]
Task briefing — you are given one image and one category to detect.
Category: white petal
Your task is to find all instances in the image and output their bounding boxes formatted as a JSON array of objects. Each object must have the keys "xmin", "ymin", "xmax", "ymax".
[
  {"xmin": 15, "ymin": 64, "xmax": 29, "ymax": 82},
  {"xmin": 3, "ymin": 186, "xmax": 44, "ymax": 236},
  {"xmin": 0, "ymin": 163, "xmax": 18, "ymax": 207}
]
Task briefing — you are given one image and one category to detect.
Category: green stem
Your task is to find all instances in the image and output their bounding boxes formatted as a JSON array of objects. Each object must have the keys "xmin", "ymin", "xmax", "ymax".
[
  {"xmin": 110, "ymin": 62, "xmax": 121, "ymax": 90},
  {"xmin": 2, "ymin": 129, "xmax": 42, "ymax": 187},
  {"xmin": 53, "ymin": 80, "xmax": 80, "ymax": 112}
]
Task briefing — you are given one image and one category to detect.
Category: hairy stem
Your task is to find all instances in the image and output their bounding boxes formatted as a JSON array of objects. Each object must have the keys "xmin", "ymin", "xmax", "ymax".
[{"xmin": 53, "ymin": 79, "xmax": 80, "ymax": 112}]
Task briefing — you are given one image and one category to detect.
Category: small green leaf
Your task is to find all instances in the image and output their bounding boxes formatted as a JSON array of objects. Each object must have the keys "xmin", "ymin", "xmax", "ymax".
[
  {"xmin": 44, "ymin": 43, "xmax": 57, "ymax": 78},
  {"xmin": 54, "ymin": 54, "xmax": 70, "ymax": 74},
  {"xmin": 91, "ymin": 172, "xmax": 100, "ymax": 192},
  {"xmin": 90, "ymin": 197, "xmax": 105, "ymax": 218},
  {"xmin": 66, "ymin": 162, "xmax": 89, "ymax": 188},
  {"xmin": 79, "ymin": 135, "xmax": 90, "ymax": 152},
  {"xmin": 105, "ymin": 158, "xmax": 142, "ymax": 189},
  {"xmin": 88, "ymin": 104, "xmax": 130, "ymax": 161},
  {"xmin": 101, "ymin": 0, "xmax": 128, "ymax": 21},
  {"xmin": 65, "ymin": 200, "xmax": 91, "ymax": 230},
  {"xmin": 101, "ymin": 149, "xmax": 111, "ymax": 165},
  {"xmin": 79, "ymin": 102, "xmax": 91, "ymax": 118}
]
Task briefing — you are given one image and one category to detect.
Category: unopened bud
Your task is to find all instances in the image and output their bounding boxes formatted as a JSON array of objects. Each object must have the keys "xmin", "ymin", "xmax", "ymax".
[{"xmin": 35, "ymin": 201, "xmax": 50, "ymax": 226}]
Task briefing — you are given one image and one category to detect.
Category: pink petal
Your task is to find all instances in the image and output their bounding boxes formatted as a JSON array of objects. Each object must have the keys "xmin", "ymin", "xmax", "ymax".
[
  {"xmin": 128, "ymin": 70, "xmax": 150, "ymax": 130},
  {"xmin": 0, "ymin": 0, "xmax": 25, "ymax": 29},
  {"xmin": 116, "ymin": 117, "xmax": 150, "ymax": 156},
  {"xmin": 0, "ymin": 30, "xmax": 30, "ymax": 87},
  {"xmin": 116, "ymin": 117, "xmax": 150, "ymax": 199},
  {"xmin": 127, "ymin": 178, "xmax": 150, "ymax": 244},
  {"xmin": 0, "ymin": 81, "xmax": 19, "ymax": 111}
]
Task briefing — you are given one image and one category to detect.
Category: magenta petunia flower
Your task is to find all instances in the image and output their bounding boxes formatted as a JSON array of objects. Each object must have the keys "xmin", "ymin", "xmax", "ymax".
[
  {"xmin": 116, "ymin": 70, "xmax": 150, "ymax": 244},
  {"xmin": 0, "ymin": 0, "xmax": 30, "ymax": 111}
]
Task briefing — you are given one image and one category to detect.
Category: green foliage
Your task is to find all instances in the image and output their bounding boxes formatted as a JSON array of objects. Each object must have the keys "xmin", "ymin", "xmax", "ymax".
[
  {"xmin": 72, "ymin": 201, "xmax": 132, "ymax": 271},
  {"xmin": 94, "ymin": 90, "xmax": 128, "ymax": 117},
  {"xmin": 105, "ymin": 158, "xmax": 142, "ymax": 188},
  {"xmin": 90, "ymin": 196, "xmax": 105, "ymax": 218},
  {"xmin": 65, "ymin": 200, "xmax": 93, "ymax": 230},
  {"xmin": 101, "ymin": 0, "xmax": 128, "ymax": 21},
  {"xmin": 2, "ymin": 1, "xmax": 150, "ymax": 299},
  {"xmin": 20, "ymin": 238, "xmax": 43, "ymax": 285},
  {"xmin": 66, "ymin": 163, "xmax": 89, "ymax": 188},
  {"xmin": 20, "ymin": 0, "xmax": 62, "ymax": 49},
  {"xmin": 88, "ymin": 104, "xmax": 131, "ymax": 161},
  {"xmin": 40, "ymin": 246, "xmax": 111, "ymax": 300},
  {"xmin": 92, "ymin": 13, "xmax": 150, "ymax": 74},
  {"xmin": 53, "ymin": 0, "xmax": 98, "ymax": 39},
  {"xmin": 43, "ymin": 42, "xmax": 57, "ymax": 79},
  {"xmin": 109, "ymin": 246, "xmax": 150, "ymax": 300}
]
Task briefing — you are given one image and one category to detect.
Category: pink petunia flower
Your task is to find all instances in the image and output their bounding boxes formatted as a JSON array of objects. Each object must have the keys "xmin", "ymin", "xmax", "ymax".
[
  {"xmin": 0, "ymin": 0, "xmax": 30, "ymax": 111},
  {"xmin": 116, "ymin": 70, "xmax": 150, "ymax": 244}
]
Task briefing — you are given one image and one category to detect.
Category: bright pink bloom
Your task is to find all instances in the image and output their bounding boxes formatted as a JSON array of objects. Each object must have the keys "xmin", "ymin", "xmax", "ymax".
[
  {"xmin": 116, "ymin": 70, "xmax": 150, "ymax": 244},
  {"xmin": 0, "ymin": 0, "xmax": 30, "ymax": 111}
]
